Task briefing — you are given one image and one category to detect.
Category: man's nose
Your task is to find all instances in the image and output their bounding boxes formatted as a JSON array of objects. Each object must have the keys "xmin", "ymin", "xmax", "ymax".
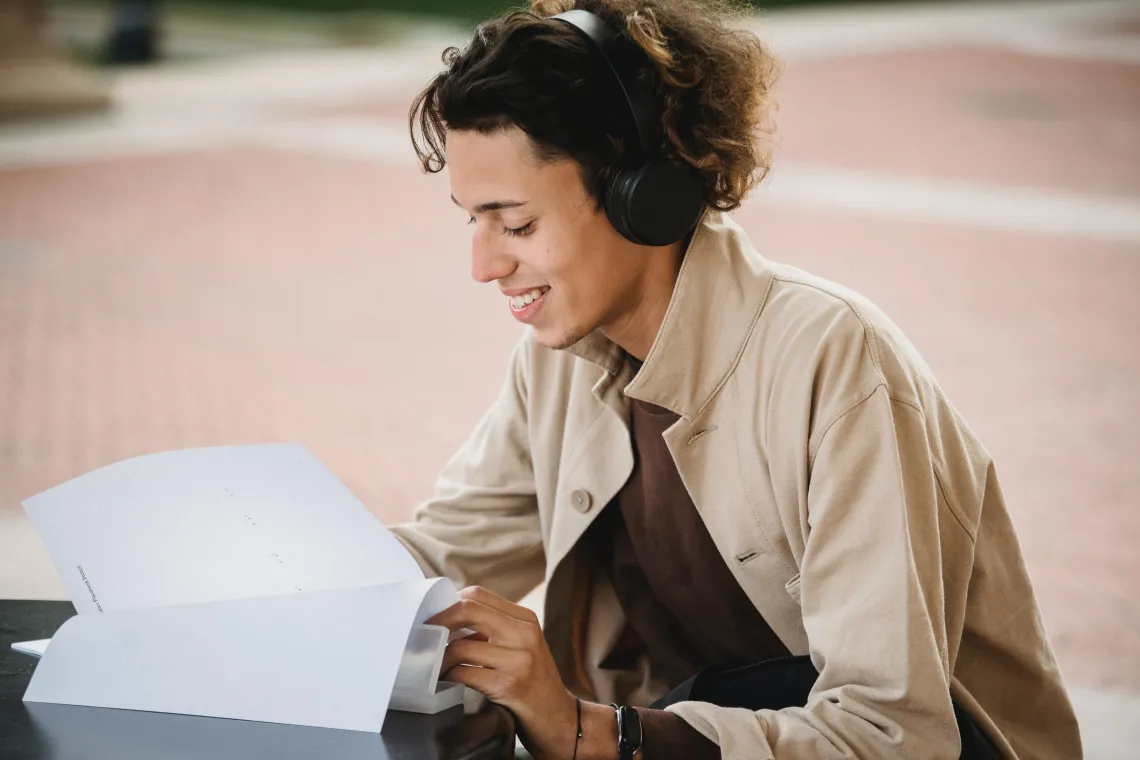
[{"xmin": 470, "ymin": 226, "xmax": 515, "ymax": 284}]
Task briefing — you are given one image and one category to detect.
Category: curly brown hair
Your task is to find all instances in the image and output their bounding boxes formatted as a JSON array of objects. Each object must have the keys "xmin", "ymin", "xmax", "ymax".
[{"xmin": 409, "ymin": 0, "xmax": 780, "ymax": 212}]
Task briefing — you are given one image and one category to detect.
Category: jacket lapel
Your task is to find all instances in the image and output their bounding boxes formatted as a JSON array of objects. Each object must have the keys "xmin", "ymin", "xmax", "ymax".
[{"xmin": 544, "ymin": 360, "xmax": 634, "ymax": 582}]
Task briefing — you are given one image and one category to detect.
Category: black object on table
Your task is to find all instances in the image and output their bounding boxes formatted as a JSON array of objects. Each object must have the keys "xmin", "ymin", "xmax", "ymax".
[{"xmin": 0, "ymin": 600, "xmax": 516, "ymax": 760}]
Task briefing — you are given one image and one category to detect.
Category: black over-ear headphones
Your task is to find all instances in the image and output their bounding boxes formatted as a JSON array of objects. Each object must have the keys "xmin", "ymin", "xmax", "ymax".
[{"xmin": 551, "ymin": 9, "xmax": 705, "ymax": 247}]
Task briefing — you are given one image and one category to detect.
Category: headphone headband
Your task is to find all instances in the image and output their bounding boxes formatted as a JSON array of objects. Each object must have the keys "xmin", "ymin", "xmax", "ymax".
[
  {"xmin": 550, "ymin": 9, "xmax": 662, "ymax": 157},
  {"xmin": 549, "ymin": 9, "xmax": 703, "ymax": 247}
]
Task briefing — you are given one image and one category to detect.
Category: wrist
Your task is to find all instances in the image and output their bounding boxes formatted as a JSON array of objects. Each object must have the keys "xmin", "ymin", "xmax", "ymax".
[
  {"xmin": 522, "ymin": 691, "xmax": 580, "ymax": 760},
  {"xmin": 576, "ymin": 701, "xmax": 620, "ymax": 760}
]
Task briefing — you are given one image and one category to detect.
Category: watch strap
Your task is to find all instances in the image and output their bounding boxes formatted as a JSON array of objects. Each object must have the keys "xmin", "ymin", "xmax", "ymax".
[{"xmin": 609, "ymin": 704, "xmax": 643, "ymax": 760}]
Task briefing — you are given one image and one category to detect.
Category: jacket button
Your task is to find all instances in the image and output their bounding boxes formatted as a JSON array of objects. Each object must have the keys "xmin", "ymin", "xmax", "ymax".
[{"xmin": 571, "ymin": 489, "xmax": 593, "ymax": 513}]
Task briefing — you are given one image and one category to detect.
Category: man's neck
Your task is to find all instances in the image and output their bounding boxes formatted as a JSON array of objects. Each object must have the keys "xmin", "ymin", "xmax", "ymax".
[{"xmin": 600, "ymin": 238, "xmax": 687, "ymax": 361}]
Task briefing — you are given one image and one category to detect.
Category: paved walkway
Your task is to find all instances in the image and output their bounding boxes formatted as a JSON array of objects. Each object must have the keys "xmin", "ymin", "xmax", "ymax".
[{"xmin": 1, "ymin": 1, "xmax": 1138, "ymax": 755}]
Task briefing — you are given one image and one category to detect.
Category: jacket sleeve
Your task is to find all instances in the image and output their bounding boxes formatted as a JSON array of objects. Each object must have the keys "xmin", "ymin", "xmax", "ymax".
[
  {"xmin": 390, "ymin": 336, "xmax": 545, "ymax": 603},
  {"xmin": 667, "ymin": 384, "xmax": 964, "ymax": 759}
]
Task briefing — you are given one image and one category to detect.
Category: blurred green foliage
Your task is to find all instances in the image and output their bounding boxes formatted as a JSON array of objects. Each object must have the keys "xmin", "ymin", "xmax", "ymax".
[{"xmin": 178, "ymin": 0, "xmax": 884, "ymax": 23}]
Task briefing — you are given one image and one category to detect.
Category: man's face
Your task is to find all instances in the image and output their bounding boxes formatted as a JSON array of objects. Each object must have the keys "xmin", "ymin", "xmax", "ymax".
[{"xmin": 447, "ymin": 126, "xmax": 647, "ymax": 350}]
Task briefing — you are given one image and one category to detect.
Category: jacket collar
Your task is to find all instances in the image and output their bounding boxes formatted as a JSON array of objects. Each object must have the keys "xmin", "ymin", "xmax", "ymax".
[{"xmin": 563, "ymin": 211, "xmax": 775, "ymax": 420}]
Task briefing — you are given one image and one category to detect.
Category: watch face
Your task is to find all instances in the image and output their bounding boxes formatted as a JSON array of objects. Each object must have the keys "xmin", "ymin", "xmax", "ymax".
[{"xmin": 617, "ymin": 706, "xmax": 643, "ymax": 758}]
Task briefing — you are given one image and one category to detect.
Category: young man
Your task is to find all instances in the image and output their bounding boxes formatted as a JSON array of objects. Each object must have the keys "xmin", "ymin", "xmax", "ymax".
[{"xmin": 391, "ymin": 1, "xmax": 1083, "ymax": 758}]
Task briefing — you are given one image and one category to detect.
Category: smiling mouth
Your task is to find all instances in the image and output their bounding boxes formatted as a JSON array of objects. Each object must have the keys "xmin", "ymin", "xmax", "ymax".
[{"xmin": 509, "ymin": 287, "xmax": 549, "ymax": 311}]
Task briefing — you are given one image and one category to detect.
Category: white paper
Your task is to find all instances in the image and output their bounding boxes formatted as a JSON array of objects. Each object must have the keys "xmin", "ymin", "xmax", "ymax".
[
  {"xmin": 17, "ymin": 443, "xmax": 463, "ymax": 730},
  {"xmin": 24, "ymin": 579, "xmax": 455, "ymax": 732},
  {"xmin": 22, "ymin": 443, "xmax": 424, "ymax": 614},
  {"xmin": 11, "ymin": 639, "xmax": 49, "ymax": 657}
]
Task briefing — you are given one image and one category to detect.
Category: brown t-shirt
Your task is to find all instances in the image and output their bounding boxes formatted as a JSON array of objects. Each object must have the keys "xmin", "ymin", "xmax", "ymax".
[{"xmin": 588, "ymin": 395, "xmax": 791, "ymax": 756}]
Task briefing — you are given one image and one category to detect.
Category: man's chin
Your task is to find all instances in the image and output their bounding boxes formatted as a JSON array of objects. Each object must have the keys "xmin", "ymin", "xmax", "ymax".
[{"xmin": 531, "ymin": 325, "xmax": 587, "ymax": 352}]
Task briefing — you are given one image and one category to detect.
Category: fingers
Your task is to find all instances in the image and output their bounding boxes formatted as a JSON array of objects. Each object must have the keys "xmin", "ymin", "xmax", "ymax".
[
  {"xmin": 429, "ymin": 587, "xmax": 567, "ymax": 732},
  {"xmin": 450, "ymin": 629, "xmax": 488, "ymax": 643},
  {"xmin": 427, "ymin": 597, "xmax": 509, "ymax": 638},
  {"xmin": 426, "ymin": 587, "xmax": 542, "ymax": 650},
  {"xmin": 440, "ymin": 663, "xmax": 497, "ymax": 695},
  {"xmin": 440, "ymin": 645, "xmax": 540, "ymax": 708},
  {"xmin": 427, "ymin": 596, "xmax": 535, "ymax": 643},
  {"xmin": 440, "ymin": 636, "xmax": 516, "ymax": 675},
  {"xmin": 458, "ymin": 586, "xmax": 540, "ymax": 625}
]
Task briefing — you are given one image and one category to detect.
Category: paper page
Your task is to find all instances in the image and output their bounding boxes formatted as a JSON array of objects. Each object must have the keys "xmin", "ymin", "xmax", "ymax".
[
  {"xmin": 11, "ymin": 639, "xmax": 49, "ymax": 657},
  {"xmin": 24, "ymin": 579, "xmax": 453, "ymax": 732},
  {"xmin": 22, "ymin": 443, "xmax": 424, "ymax": 614}
]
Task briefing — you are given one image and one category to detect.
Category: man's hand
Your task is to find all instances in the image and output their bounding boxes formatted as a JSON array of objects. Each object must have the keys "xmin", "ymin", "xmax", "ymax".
[{"xmin": 426, "ymin": 586, "xmax": 580, "ymax": 759}]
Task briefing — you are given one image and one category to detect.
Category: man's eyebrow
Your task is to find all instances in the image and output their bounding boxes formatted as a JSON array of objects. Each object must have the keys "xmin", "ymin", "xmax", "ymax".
[{"xmin": 450, "ymin": 195, "xmax": 529, "ymax": 214}]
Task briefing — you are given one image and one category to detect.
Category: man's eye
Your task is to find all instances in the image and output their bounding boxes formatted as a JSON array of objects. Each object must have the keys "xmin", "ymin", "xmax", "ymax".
[
  {"xmin": 503, "ymin": 222, "xmax": 535, "ymax": 238},
  {"xmin": 467, "ymin": 216, "xmax": 476, "ymax": 225}
]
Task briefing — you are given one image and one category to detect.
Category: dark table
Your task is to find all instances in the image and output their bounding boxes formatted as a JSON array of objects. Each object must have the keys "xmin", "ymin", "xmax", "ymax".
[{"xmin": 1, "ymin": 600, "xmax": 516, "ymax": 760}]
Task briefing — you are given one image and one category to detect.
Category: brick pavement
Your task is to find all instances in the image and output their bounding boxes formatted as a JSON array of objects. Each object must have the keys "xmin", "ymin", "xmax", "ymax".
[
  {"xmin": 775, "ymin": 47, "xmax": 1140, "ymax": 196},
  {"xmin": 1, "ymin": 0, "xmax": 1139, "ymax": 754}
]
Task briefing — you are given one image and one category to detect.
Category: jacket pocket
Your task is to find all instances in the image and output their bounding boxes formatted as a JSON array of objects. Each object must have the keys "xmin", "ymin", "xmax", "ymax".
[{"xmin": 784, "ymin": 573, "xmax": 802, "ymax": 604}]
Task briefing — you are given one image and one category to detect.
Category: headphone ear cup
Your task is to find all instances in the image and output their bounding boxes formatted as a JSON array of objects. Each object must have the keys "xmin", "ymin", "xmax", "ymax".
[
  {"xmin": 604, "ymin": 161, "xmax": 704, "ymax": 247},
  {"xmin": 604, "ymin": 167, "xmax": 643, "ymax": 245}
]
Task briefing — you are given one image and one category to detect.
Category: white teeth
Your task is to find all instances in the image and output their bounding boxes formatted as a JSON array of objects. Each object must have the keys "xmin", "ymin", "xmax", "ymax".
[{"xmin": 510, "ymin": 288, "xmax": 545, "ymax": 310}]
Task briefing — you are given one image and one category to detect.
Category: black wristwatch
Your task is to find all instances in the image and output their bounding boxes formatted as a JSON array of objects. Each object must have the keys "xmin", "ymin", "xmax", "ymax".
[{"xmin": 610, "ymin": 704, "xmax": 643, "ymax": 760}]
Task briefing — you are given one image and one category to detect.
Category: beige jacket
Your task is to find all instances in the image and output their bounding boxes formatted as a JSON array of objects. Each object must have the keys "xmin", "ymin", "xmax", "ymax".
[{"xmin": 392, "ymin": 212, "xmax": 1082, "ymax": 759}]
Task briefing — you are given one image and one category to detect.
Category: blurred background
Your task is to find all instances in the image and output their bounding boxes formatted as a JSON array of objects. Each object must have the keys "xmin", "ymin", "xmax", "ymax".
[{"xmin": 1, "ymin": 0, "xmax": 1137, "ymax": 756}]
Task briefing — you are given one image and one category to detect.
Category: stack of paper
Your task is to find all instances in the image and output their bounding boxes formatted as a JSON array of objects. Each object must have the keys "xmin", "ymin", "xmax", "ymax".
[{"xmin": 15, "ymin": 443, "xmax": 462, "ymax": 732}]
